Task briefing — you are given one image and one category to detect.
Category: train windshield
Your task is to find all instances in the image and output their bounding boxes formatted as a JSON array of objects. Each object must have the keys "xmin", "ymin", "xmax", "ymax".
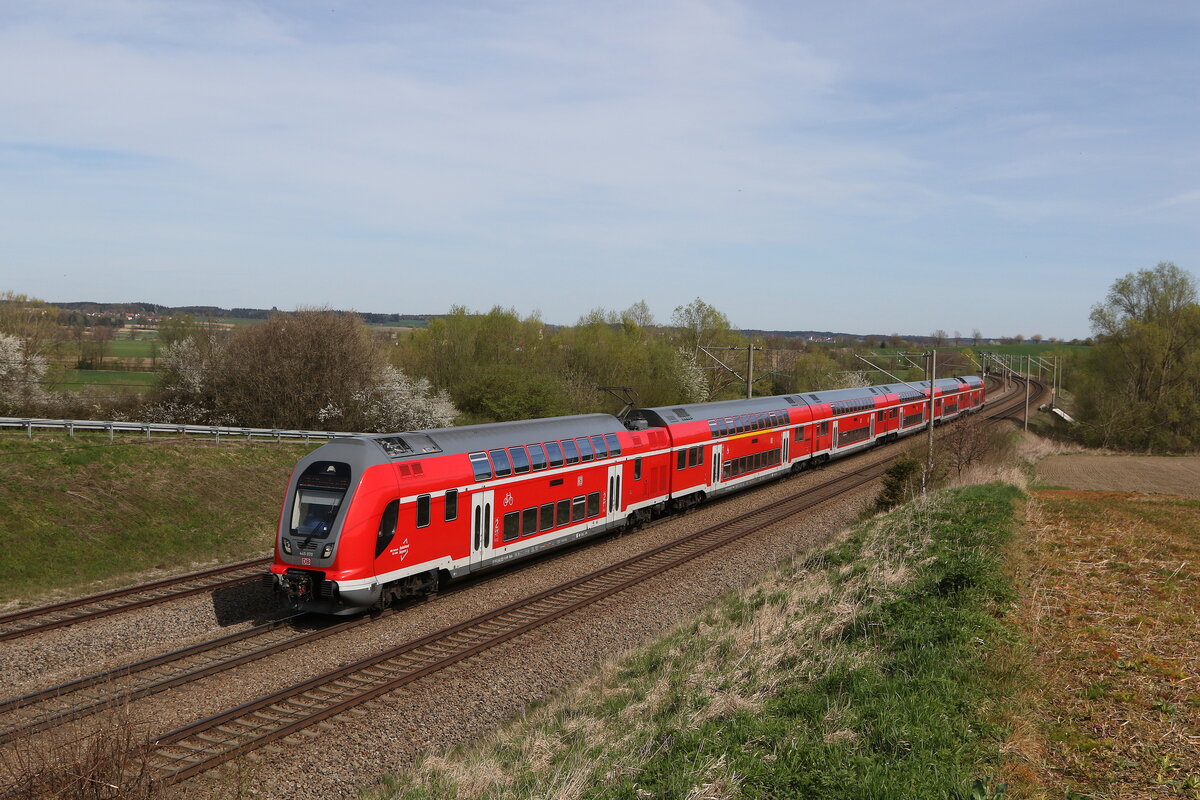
[
  {"xmin": 291, "ymin": 489, "xmax": 343, "ymax": 539},
  {"xmin": 290, "ymin": 461, "xmax": 351, "ymax": 540}
]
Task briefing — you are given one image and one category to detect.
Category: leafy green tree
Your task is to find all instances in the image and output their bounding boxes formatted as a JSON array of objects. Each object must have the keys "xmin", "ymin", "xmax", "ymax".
[{"xmin": 1073, "ymin": 262, "xmax": 1200, "ymax": 451}]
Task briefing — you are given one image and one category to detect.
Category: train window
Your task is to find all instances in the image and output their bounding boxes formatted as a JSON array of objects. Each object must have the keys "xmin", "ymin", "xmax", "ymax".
[
  {"xmin": 539, "ymin": 503, "xmax": 554, "ymax": 531},
  {"xmin": 528, "ymin": 443, "xmax": 548, "ymax": 471},
  {"xmin": 562, "ymin": 440, "xmax": 580, "ymax": 464},
  {"xmin": 545, "ymin": 441, "xmax": 564, "ymax": 467},
  {"xmin": 591, "ymin": 435, "xmax": 608, "ymax": 459},
  {"xmin": 708, "ymin": 421, "xmax": 719, "ymax": 439},
  {"xmin": 794, "ymin": 426, "xmax": 805, "ymax": 442},
  {"xmin": 572, "ymin": 496, "xmax": 586, "ymax": 522},
  {"xmin": 489, "ymin": 449, "xmax": 512, "ymax": 478},
  {"xmin": 469, "ymin": 452, "xmax": 492, "ymax": 481},
  {"xmin": 522, "ymin": 507, "xmax": 538, "ymax": 536},
  {"xmin": 556, "ymin": 498, "xmax": 571, "ymax": 526},
  {"xmin": 818, "ymin": 422, "xmax": 830, "ymax": 437},
  {"xmin": 634, "ymin": 458, "xmax": 643, "ymax": 480},
  {"xmin": 687, "ymin": 446, "xmax": 703, "ymax": 467},
  {"xmin": 587, "ymin": 492, "xmax": 600, "ymax": 517},
  {"xmin": 509, "ymin": 446, "xmax": 531, "ymax": 474},
  {"xmin": 444, "ymin": 489, "xmax": 458, "ymax": 522},
  {"xmin": 676, "ymin": 450, "xmax": 686, "ymax": 470},
  {"xmin": 375, "ymin": 499, "xmax": 400, "ymax": 557},
  {"xmin": 415, "ymin": 494, "xmax": 431, "ymax": 528},
  {"xmin": 577, "ymin": 437, "xmax": 594, "ymax": 462},
  {"xmin": 604, "ymin": 434, "xmax": 621, "ymax": 456},
  {"xmin": 502, "ymin": 512, "xmax": 520, "ymax": 543}
]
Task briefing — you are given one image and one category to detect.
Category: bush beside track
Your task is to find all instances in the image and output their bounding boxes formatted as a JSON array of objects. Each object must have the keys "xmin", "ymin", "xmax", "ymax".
[
  {"xmin": 377, "ymin": 483, "xmax": 1024, "ymax": 800},
  {"xmin": 0, "ymin": 433, "xmax": 316, "ymax": 606}
]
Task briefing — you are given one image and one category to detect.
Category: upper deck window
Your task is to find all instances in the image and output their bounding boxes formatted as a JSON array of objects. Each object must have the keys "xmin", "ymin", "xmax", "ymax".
[{"xmin": 489, "ymin": 449, "xmax": 512, "ymax": 477}]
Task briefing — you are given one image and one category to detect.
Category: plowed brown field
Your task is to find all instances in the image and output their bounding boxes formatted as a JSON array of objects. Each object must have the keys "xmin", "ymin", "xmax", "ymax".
[{"xmin": 1037, "ymin": 454, "xmax": 1200, "ymax": 498}]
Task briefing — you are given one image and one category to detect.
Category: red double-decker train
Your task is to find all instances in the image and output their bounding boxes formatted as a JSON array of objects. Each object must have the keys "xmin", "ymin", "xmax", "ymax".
[{"xmin": 269, "ymin": 376, "xmax": 984, "ymax": 614}]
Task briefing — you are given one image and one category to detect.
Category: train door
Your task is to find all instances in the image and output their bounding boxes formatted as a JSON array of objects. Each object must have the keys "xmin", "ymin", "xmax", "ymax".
[
  {"xmin": 711, "ymin": 444, "xmax": 723, "ymax": 486},
  {"xmin": 606, "ymin": 463, "xmax": 623, "ymax": 524},
  {"xmin": 782, "ymin": 434, "xmax": 789, "ymax": 466},
  {"xmin": 831, "ymin": 420, "xmax": 839, "ymax": 451},
  {"xmin": 470, "ymin": 490, "xmax": 494, "ymax": 569}
]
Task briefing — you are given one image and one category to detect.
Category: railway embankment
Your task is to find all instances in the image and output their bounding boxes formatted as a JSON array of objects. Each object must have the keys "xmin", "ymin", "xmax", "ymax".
[
  {"xmin": 0, "ymin": 433, "xmax": 313, "ymax": 608},
  {"xmin": 374, "ymin": 482, "xmax": 1026, "ymax": 800}
]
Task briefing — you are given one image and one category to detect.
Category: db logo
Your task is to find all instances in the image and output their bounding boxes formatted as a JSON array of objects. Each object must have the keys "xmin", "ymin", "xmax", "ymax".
[{"xmin": 301, "ymin": 557, "xmax": 312, "ymax": 566}]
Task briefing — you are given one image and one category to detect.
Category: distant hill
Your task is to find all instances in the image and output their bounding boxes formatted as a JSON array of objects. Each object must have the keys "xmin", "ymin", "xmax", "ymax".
[{"xmin": 50, "ymin": 302, "xmax": 442, "ymax": 327}]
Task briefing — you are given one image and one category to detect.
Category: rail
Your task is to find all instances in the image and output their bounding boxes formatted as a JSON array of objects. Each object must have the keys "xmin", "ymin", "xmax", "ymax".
[{"xmin": 0, "ymin": 416, "xmax": 358, "ymax": 442}]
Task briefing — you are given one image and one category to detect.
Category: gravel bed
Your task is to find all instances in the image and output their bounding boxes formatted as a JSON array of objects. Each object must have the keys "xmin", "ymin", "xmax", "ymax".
[{"xmin": 0, "ymin": 576, "xmax": 282, "ymax": 699}]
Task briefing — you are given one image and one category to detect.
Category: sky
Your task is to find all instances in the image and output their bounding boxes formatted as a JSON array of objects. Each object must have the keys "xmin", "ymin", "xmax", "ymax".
[{"xmin": 0, "ymin": 1, "xmax": 1196, "ymax": 341}]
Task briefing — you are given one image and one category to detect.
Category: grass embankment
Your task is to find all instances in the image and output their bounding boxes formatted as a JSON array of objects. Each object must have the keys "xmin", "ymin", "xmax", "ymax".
[
  {"xmin": 1012, "ymin": 490, "xmax": 1200, "ymax": 798},
  {"xmin": 379, "ymin": 484, "xmax": 1024, "ymax": 800},
  {"xmin": 0, "ymin": 433, "xmax": 316, "ymax": 607}
]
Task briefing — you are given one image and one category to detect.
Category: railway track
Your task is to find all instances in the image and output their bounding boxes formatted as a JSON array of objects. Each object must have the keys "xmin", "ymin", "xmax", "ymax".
[
  {"xmin": 0, "ymin": 557, "xmax": 270, "ymax": 642},
  {"xmin": 139, "ymin": 381, "xmax": 1036, "ymax": 784}
]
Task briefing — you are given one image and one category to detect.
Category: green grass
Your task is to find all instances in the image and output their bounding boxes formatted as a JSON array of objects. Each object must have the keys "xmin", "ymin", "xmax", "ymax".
[
  {"xmin": 106, "ymin": 336, "xmax": 160, "ymax": 359},
  {"xmin": 0, "ymin": 432, "xmax": 317, "ymax": 604},
  {"xmin": 53, "ymin": 369, "xmax": 159, "ymax": 393},
  {"xmin": 377, "ymin": 484, "xmax": 1025, "ymax": 800}
]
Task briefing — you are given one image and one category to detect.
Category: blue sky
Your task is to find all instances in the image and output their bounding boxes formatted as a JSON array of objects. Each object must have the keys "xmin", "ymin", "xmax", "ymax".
[{"xmin": 1, "ymin": 0, "xmax": 1196, "ymax": 340}]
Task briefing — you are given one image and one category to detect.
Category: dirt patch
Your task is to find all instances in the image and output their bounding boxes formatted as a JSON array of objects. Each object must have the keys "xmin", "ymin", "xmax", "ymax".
[
  {"xmin": 1037, "ymin": 454, "xmax": 1200, "ymax": 498},
  {"xmin": 1007, "ymin": 491, "xmax": 1200, "ymax": 798}
]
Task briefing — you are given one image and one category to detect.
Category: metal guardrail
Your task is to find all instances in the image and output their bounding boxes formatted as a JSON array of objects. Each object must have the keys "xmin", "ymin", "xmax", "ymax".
[{"xmin": 0, "ymin": 417, "xmax": 359, "ymax": 443}]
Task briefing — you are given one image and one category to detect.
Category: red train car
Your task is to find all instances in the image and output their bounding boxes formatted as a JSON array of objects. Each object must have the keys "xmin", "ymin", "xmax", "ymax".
[{"xmin": 270, "ymin": 376, "xmax": 984, "ymax": 614}]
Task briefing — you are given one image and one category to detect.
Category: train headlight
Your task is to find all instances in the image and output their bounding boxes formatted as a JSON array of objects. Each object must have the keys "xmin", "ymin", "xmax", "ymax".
[
  {"xmin": 282, "ymin": 538, "xmax": 293, "ymax": 555},
  {"xmin": 322, "ymin": 544, "xmax": 333, "ymax": 558}
]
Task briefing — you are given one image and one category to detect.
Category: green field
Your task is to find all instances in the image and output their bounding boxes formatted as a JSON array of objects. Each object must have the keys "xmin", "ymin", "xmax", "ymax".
[{"xmin": 54, "ymin": 369, "xmax": 159, "ymax": 393}]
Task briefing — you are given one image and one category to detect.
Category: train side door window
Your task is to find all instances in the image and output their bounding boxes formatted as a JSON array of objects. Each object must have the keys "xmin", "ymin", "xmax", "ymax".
[
  {"xmin": 509, "ymin": 446, "xmax": 531, "ymax": 474},
  {"xmin": 528, "ymin": 444, "xmax": 548, "ymax": 471},
  {"xmin": 444, "ymin": 489, "xmax": 459, "ymax": 522},
  {"xmin": 562, "ymin": 440, "xmax": 580, "ymax": 464},
  {"xmin": 375, "ymin": 499, "xmax": 400, "ymax": 557},
  {"xmin": 634, "ymin": 457, "xmax": 643, "ymax": 480},
  {"xmin": 545, "ymin": 441, "xmax": 564, "ymax": 468},
  {"xmin": 469, "ymin": 452, "xmax": 492, "ymax": 481},
  {"xmin": 416, "ymin": 495, "xmax": 431, "ymax": 528},
  {"xmin": 489, "ymin": 449, "xmax": 513, "ymax": 477}
]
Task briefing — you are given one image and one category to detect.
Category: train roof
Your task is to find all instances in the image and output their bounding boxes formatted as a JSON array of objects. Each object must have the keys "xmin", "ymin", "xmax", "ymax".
[
  {"xmin": 632, "ymin": 375, "xmax": 983, "ymax": 425},
  {"xmin": 363, "ymin": 413, "xmax": 627, "ymax": 461}
]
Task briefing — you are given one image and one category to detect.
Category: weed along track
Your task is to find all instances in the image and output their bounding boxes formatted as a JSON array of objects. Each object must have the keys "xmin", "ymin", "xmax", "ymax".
[{"xmin": 0, "ymin": 557, "xmax": 271, "ymax": 642}]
